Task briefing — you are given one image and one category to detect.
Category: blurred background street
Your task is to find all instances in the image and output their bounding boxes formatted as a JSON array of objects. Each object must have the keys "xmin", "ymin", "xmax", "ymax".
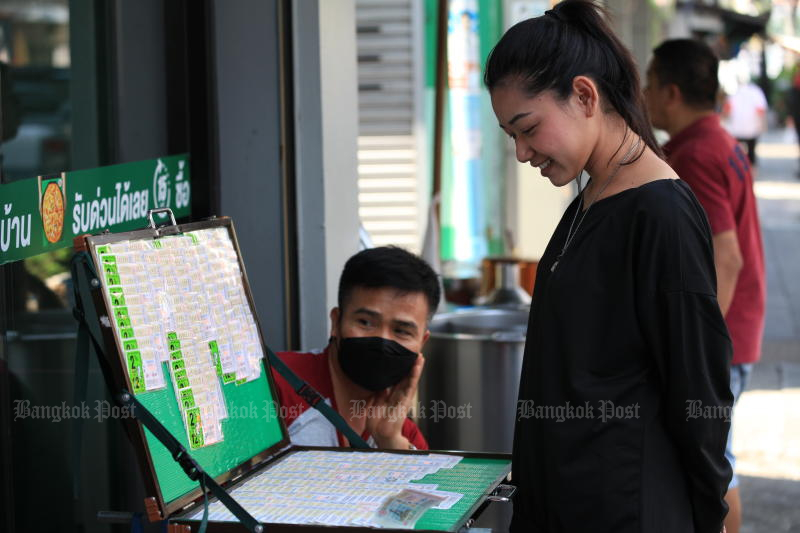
[{"xmin": 735, "ymin": 127, "xmax": 800, "ymax": 532}]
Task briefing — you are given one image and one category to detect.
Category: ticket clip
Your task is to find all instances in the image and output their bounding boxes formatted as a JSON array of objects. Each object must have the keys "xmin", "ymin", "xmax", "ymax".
[{"xmin": 147, "ymin": 208, "xmax": 181, "ymax": 237}]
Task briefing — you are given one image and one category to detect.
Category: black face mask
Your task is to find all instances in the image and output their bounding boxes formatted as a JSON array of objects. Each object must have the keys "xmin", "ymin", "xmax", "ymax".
[{"xmin": 336, "ymin": 336, "xmax": 418, "ymax": 392}]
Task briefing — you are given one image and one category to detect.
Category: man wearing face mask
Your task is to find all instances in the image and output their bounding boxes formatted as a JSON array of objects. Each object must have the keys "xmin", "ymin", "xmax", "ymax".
[{"xmin": 270, "ymin": 246, "xmax": 441, "ymax": 450}]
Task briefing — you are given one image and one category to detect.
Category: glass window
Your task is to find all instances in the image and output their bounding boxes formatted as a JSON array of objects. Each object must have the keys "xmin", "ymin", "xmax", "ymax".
[
  {"xmin": 0, "ymin": 0, "xmax": 71, "ymax": 183},
  {"xmin": 0, "ymin": 1, "xmax": 73, "ymax": 325},
  {"xmin": 0, "ymin": 4, "xmax": 93, "ymax": 531}
]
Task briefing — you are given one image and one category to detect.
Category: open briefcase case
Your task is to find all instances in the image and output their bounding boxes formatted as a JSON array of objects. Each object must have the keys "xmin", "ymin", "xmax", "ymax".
[{"xmin": 71, "ymin": 211, "xmax": 513, "ymax": 532}]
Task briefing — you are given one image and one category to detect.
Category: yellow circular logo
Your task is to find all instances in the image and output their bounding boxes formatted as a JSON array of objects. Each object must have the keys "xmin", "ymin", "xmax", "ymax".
[{"xmin": 41, "ymin": 182, "xmax": 65, "ymax": 243}]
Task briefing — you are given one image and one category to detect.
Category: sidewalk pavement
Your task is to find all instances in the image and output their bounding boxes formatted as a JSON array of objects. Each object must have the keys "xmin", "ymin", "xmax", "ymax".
[{"xmin": 734, "ymin": 127, "xmax": 800, "ymax": 533}]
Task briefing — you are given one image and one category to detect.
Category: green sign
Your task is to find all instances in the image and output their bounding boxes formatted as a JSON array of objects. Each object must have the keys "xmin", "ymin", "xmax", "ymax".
[{"xmin": 0, "ymin": 154, "xmax": 190, "ymax": 265}]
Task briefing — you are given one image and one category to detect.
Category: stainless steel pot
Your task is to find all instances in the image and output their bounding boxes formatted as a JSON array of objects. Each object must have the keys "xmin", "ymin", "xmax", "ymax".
[{"xmin": 417, "ymin": 306, "xmax": 528, "ymax": 453}]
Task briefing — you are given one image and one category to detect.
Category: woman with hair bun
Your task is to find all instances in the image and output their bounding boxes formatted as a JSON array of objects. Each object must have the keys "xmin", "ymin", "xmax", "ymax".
[{"xmin": 484, "ymin": 2, "xmax": 732, "ymax": 532}]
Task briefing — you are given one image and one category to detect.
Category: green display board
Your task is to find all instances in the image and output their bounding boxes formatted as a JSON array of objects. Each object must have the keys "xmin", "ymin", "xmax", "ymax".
[
  {"xmin": 85, "ymin": 219, "xmax": 286, "ymax": 508},
  {"xmin": 413, "ymin": 457, "xmax": 510, "ymax": 530},
  {"xmin": 177, "ymin": 450, "xmax": 510, "ymax": 531},
  {"xmin": 138, "ymin": 360, "xmax": 283, "ymax": 504}
]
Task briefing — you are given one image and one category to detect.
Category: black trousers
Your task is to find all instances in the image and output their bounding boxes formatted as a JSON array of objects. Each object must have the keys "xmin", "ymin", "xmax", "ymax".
[{"xmin": 736, "ymin": 138, "xmax": 758, "ymax": 167}]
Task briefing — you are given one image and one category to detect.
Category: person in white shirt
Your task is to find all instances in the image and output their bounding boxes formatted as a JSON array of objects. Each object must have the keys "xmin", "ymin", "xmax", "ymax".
[{"xmin": 722, "ymin": 80, "xmax": 768, "ymax": 166}]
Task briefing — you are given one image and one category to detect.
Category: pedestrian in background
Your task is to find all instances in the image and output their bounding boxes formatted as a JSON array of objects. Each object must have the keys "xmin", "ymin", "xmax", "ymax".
[
  {"xmin": 485, "ymin": 1, "xmax": 733, "ymax": 531},
  {"xmin": 787, "ymin": 61, "xmax": 800, "ymax": 176},
  {"xmin": 722, "ymin": 76, "xmax": 767, "ymax": 167},
  {"xmin": 645, "ymin": 38, "xmax": 766, "ymax": 533}
]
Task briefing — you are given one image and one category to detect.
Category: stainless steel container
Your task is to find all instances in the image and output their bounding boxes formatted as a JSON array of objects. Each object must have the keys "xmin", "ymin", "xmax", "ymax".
[{"xmin": 417, "ymin": 306, "xmax": 528, "ymax": 453}]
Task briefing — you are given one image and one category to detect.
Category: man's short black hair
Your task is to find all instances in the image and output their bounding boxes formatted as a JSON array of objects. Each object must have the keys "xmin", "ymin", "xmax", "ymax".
[
  {"xmin": 651, "ymin": 38, "xmax": 719, "ymax": 110},
  {"xmin": 337, "ymin": 246, "xmax": 441, "ymax": 320}
]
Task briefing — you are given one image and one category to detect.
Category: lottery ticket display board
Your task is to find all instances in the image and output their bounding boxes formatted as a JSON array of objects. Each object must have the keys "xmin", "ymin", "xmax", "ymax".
[
  {"xmin": 77, "ymin": 217, "xmax": 511, "ymax": 532},
  {"xmin": 94, "ymin": 225, "xmax": 263, "ymax": 448}
]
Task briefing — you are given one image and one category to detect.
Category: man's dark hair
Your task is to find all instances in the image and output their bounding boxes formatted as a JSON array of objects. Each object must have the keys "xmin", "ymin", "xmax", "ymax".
[
  {"xmin": 651, "ymin": 38, "xmax": 719, "ymax": 110},
  {"xmin": 337, "ymin": 246, "xmax": 441, "ymax": 320}
]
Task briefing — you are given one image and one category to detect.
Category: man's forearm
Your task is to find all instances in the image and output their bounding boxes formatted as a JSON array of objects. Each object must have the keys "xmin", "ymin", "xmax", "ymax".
[
  {"xmin": 716, "ymin": 264, "xmax": 740, "ymax": 316},
  {"xmin": 713, "ymin": 230, "xmax": 743, "ymax": 316}
]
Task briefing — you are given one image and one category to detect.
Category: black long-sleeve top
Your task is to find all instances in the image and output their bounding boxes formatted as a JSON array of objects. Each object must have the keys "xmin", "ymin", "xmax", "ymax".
[{"xmin": 511, "ymin": 179, "xmax": 733, "ymax": 533}]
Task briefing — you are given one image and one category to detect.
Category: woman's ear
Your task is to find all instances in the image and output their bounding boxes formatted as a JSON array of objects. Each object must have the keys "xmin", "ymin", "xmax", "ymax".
[{"xmin": 572, "ymin": 75, "xmax": 600, "ymax": 117}]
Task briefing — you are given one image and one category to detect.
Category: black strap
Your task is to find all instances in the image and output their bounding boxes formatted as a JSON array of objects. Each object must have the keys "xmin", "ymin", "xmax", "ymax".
[
  {"xmin": 265, "ymin": 348, "xmax": 370, "ymax": 449},
  {"xmin": 119, "ymin": 392, "xmax": 261, "ymax": 533}
]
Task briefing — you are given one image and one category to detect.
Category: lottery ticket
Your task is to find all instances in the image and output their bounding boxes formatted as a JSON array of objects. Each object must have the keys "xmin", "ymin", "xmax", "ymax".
[{"xmin": 372, "ymin": 489, "xmax": 446, "ymax": 528}]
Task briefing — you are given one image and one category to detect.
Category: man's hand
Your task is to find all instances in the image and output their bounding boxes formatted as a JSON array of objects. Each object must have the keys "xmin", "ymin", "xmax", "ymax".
[{"xmin": 366, "ymin": 353, "xmax": 425, "ymax": 449}]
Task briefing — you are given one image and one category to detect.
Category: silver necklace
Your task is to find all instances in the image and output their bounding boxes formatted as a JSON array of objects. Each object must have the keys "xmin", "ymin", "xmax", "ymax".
[{"xmin": 550, "ymin": 138, "xmax": 642, "ymax": 273}]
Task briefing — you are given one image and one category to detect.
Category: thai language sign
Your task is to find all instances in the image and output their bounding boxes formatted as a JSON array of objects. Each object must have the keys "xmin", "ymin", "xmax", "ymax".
[{"xmin": 0, "ymin": 154, "xmax": 190, "ymax": 266}]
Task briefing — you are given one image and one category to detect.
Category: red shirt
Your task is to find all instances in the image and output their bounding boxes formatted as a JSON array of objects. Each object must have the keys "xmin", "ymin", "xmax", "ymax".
[
  {"xmin": 664, "ymin": 115, "xmax": 765, "ymax": 364},
  {"xmin": 270, "ymin": 347, "xmax": 428, "ymax": 449}
]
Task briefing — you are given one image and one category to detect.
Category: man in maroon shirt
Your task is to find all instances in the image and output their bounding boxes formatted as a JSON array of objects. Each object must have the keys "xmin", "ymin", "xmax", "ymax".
[
  {"xmin": 645, "ymin": 39, "xmax": 766, "ymax": 533},
  {"xmin": 271, "ymin": 246, "xmax": 440, "ymax": 450}
]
